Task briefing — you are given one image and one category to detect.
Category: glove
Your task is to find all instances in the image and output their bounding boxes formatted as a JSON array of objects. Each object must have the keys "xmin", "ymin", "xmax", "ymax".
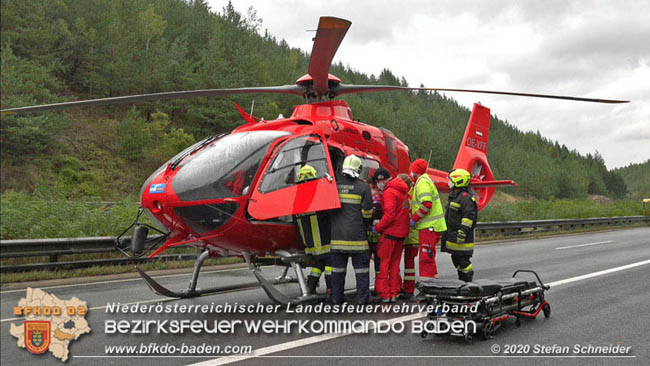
[
  {"xmin": 410, "ymin": 219, "xmax": 415, "ymax": 229},
  {"xmin": 371, "ymin": 226, "xmax": 379, "ymax": 236},
  {"xmin": 457, "ymin": 229, "xmax": 467, "ymax": 244}
]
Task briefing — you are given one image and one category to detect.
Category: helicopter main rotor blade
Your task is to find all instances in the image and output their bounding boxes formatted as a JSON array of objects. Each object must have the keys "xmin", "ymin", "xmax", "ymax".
[
  {"xmin": 308, "ymin": 17, "xmax": 351, "ymax": 96},
  {"xmin": 0, "ymin": 85, "xmax": 305, "ymax": 115},
  {"xmin": 332, "ymin": 84, "xmax": 629, "ymax": 104},
  {"xmin": 416, "ymin": 87, "xmax": 629, "ymax": 104}
]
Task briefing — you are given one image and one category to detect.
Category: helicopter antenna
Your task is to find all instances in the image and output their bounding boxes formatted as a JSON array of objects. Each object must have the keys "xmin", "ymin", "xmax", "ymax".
[
  {"xmin": 427, "ymin": 149, "xmax": 433, "ymax": 166},
  {"xmin": 250, "ymin": 100, "xmax": 255, "ymax": 116}
]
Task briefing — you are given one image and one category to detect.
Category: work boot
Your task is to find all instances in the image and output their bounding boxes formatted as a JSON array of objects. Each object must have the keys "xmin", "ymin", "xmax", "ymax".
[
  {"xmin": 325, "ymin": 289, "xmax": 332, "ymax": 303},
  {"xmin": 458, "ymin": 270, "xmax": 474, "ymax": 282},
  {"xmin": 306, "ymin": 276, "xmax": 319, "ymax": 295}
]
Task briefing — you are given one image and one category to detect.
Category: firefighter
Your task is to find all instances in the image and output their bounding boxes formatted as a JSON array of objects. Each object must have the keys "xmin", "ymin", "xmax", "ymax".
[
  {"xmin": 409, "ymin": 159, "xmax": 447, "ymax": 282},
  {"xmin": 293, "ymin": 164, "xmax": 332, "ymax": 296},
  {"xmin": 372, "ymin": 173, "xmax": 411, "ymax": 302},
  {"xmin": 441, "ymin": 168, "xmax": 477, "ymax": 282},
  {"xmin": 330, "ymin": 155, "xmax": 374, "ymax": 304},
  {"xmin": 399, "ymin": 184, "xmax": 420, "ymax": 301},
  {"xmin": 368, "ymin": 167, "xmax": 391, "ymax": 277}
]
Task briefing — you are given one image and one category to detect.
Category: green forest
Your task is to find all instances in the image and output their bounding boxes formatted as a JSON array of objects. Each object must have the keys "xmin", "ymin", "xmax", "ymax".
[{"xmin": 1, "ymin": 0, "xmax": 648, "ymax": 238}]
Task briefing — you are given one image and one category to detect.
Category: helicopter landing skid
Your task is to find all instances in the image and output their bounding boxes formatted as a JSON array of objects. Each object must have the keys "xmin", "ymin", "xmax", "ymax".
[
  {"xmin": 135, "ymin": 250, "xmax": 323, "ymax": 304},
  {"xmin": 135, "ymin": 250, "xmax": 259, "ymax": 298},
  {"xmin": 244, "ymin": 251, "xmax": 325, "ymax": 305}
]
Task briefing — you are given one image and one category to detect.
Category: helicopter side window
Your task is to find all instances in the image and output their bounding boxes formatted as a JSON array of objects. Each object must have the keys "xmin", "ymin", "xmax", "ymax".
[{"xmin": 259, "ymin": 135, "xmax": 329, "ymax": 193}]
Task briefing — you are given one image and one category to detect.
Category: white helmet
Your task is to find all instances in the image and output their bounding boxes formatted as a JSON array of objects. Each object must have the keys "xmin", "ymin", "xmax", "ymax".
[{"xmin": 342, "ymin": 155, "xmax": 362, "ymax": 178}]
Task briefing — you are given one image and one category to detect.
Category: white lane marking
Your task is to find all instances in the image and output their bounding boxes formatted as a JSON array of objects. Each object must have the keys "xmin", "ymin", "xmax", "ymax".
[
  {"xmin": 0, "ymin": 266, "xmax": 248, "ymax": 294},
  {"xmin": 189, "ymin": 258, "xmax": 650, "ymax": 366},
  {"xmin": 555, "ymin": 240, "xmax": 613, "ymax": 250},
  {"xmin": 76, "ymin": 355, "xmax": 635, "ymax": 359},
  {"xmin": 189, "ymin": 312, "xmax": 426, "ymax": 366},
  {"xmin": 547, "ymin": 259, "xmax": 650, "ymax": 287}
]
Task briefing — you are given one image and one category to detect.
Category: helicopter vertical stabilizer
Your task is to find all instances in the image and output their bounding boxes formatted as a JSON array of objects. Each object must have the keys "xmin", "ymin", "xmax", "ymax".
[{"xmin": 453, "ymin": 103, "xmax": 496, "ymax": 210}]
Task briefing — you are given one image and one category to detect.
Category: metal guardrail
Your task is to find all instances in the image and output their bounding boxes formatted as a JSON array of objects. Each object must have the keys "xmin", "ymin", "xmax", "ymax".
[
  {"xmin": 1, "ymin": 216, "xmax": 648, "ymax": 273},
  {"xmin": 476, "ymin": 216, "xmax": 650, "ymax": 236}
]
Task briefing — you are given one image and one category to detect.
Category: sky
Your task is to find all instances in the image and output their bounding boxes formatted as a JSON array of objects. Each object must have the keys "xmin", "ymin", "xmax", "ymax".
[{"xmin": 208, "ymin": 0, "xmax": 650, "ymax": 169}]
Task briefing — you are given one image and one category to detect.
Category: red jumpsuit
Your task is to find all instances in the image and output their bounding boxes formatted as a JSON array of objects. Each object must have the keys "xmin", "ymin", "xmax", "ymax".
[{"xmin": 374, "ymin": 178, "xmax": 410, "ymax": 300}]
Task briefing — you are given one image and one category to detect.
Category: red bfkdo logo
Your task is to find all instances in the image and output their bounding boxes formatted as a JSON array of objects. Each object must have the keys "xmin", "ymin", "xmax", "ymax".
[{"xmin": 25, "ymin": 320, "xmax": 51, "ymax": 354}]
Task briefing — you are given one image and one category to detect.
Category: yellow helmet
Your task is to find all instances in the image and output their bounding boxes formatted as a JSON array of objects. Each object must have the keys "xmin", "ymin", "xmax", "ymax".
[
  {"xmin": 448, "ymin": 168, "xmax": 471, "ymax": 188},
  {"xmin": 298, "ymin": 164, "xmax": 317, "ymax": 182},
  {"xmin": 342, "ymin": 155, "xmax": 362, "ymax": 178}
]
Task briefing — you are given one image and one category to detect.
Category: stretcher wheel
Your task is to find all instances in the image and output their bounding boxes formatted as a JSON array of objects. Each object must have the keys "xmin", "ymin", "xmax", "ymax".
[
  {"xmin": 543, "ymin": 303, "xmax": 551, "ymax": 318},
  {"xmin": 481, "ymin": 323, "xmax": 494, "ymax": 340},
  {"xmin": 515, "ymin": 318, "xmax": 521, "ymax": 327},
  {"xmin": 420, "ymin": 331, "xmax": 428, "ymax": 339}
]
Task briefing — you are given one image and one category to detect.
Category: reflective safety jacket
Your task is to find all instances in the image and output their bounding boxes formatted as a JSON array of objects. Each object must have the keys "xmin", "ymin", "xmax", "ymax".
[
  {"xmin": 330, "ymin": 173, "xmax": 373, "ymax": 252},
  {"xmin": 294, "ymin": 211, "xmax": 331, "ymax": 256},
  {"xmin": 411, "ymin": 174, "xmax": 447, "ymax": 232},
  {"xmin": 442, "ymin": 188, "xmax": 477, "ymax": 255}
]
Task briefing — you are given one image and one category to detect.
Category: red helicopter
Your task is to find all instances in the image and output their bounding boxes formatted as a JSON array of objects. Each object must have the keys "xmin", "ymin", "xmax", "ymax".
[{"xmin": 1, "ymin": 17, "xmax": 627, "ymax": 303}]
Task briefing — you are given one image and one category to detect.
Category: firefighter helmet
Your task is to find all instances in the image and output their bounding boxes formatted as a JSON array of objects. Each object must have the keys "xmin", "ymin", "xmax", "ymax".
[
  {"xmin": 298, "ymin": 164, "xmax": 317, "ymax": 182},
  {"xmin": 342, "ymin": 155, "xmax": 362, "ymax": 178},
  {"xmin": 448, "ymin": 168, "xmax": 471, "ymax": 188}
]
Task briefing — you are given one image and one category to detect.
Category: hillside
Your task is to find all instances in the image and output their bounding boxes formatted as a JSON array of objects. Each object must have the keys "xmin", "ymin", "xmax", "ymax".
[
  {"xmin": 614, "ymin": 160, "xmax": 650, "ymax": 199},
  {"xmin": 0, "ymin": 0, "xmax": 635, "ymax": 201}
]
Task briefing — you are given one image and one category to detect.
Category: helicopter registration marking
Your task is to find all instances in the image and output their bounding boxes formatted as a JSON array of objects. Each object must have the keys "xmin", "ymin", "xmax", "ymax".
[
  {"xmin": 466, "ymin": 137, "xmax": 487, "ymax": 152},
  {"xmin": 150, "ymin": 184, "xmax": 166, "ymax": 194}
]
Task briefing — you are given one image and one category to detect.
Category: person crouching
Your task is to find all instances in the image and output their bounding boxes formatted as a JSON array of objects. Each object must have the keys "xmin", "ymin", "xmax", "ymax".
[{"xmin": 372, "ymin": 174, "xmax": 412, "ymax": 302}]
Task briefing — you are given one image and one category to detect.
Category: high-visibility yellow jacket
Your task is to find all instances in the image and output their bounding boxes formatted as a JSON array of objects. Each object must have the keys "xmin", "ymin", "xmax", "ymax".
[{"xmin": 411, "ymin": 174, "xmax": 447, "ymax": 232}]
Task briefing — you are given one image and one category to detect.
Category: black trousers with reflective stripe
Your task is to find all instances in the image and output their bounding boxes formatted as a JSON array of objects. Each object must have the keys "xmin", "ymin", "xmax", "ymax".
[
  {"xmin": 451, "ymin": 254, "xmax": 473, "ymax": 279},
  {"xmin": 330, "ymin": 251, "xmax": 370, "ymax": 303}
]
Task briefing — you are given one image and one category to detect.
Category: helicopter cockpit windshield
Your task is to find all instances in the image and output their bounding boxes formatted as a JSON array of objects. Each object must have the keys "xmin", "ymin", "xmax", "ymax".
[{"xmin": 171, "ymin": 131, "xmax": 290, "ymax": 201}]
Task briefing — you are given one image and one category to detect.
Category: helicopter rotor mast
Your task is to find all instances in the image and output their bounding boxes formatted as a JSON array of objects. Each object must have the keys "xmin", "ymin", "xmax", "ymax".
[{"xmin": 305, "ymin": 17, "xmax": 351, "ymax": 101}]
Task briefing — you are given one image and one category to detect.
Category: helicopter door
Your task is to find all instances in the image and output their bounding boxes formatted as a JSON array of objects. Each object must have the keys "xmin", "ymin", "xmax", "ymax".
[{"xmin": 248, "ymin": 133, "xmax": 340, "ymax": 220}]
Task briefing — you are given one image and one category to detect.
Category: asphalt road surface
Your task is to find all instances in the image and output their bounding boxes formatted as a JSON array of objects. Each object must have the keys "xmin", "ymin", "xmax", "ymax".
[{"xmin": 2, "ymin": 227, "xmax": 649, "ymax": 366}]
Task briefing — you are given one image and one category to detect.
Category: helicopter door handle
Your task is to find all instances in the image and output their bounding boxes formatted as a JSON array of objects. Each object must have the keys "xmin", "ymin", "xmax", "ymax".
[{"xmin": 325, "ymin": 173, "xmax": 333, "ymax": 182}]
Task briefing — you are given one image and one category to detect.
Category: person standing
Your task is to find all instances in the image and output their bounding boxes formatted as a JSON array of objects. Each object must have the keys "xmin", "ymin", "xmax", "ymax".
[
  {"xmin": 293, "ymin": 164, "xmax": 332, "ymax": 297},
  {"xmin": 330, "ymin": 155, "xmax": 374, "ymax": 304},
  {"xmin": 409, "ymin": 159, "xmax": 447, "ymax": 282},
  {"xmin": 441, "ymin": 168, "xmax": 477, "ymax": 282},
  {"xmin": 368, "ymin": 167, "xmax": 391, "ymax": 277},
  {"xmin": 372, "ymin": 174, "xmax": 411, "ymax": 302},
  {"xmin": 399, "ymin": 184, "xmax": 420, "ymax": 301}
]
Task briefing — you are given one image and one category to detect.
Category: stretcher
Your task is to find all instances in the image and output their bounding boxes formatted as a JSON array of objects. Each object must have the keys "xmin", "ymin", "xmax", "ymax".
[{"xmin": 416, "ymin": 270, "xmax": 550, "ymax": 342}]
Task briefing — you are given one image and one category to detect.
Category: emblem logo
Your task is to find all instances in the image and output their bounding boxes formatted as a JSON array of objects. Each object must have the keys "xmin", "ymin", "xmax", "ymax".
[
  {"xmin": 25, "ymin": 320, "xmax": 51, "ymax": 354},
  {"xmin": 149, "ymin": 183, "xmax": 166, "ymax": 194}
]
